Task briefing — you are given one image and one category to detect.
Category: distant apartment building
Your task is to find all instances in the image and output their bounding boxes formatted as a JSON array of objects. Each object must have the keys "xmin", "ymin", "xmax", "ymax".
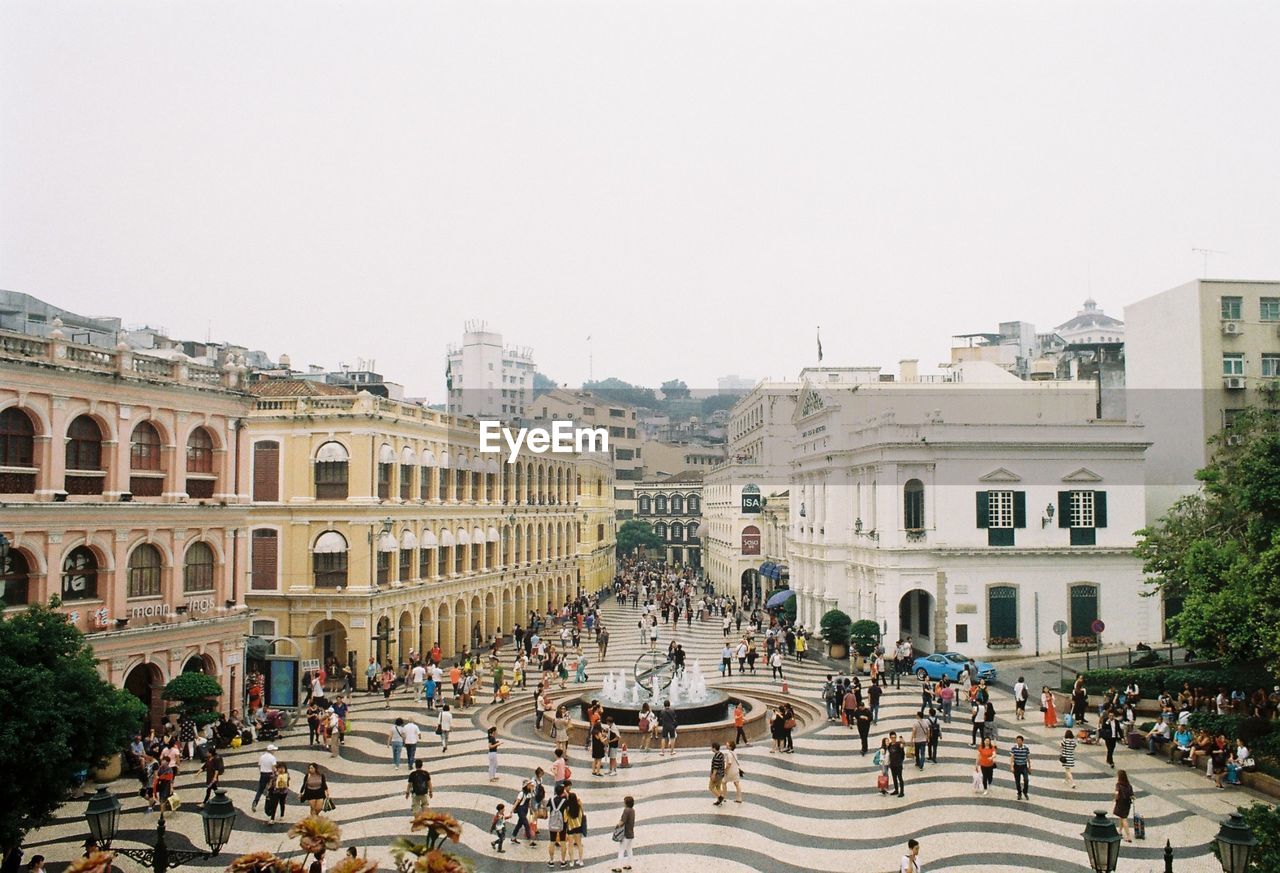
[
  {"xmin": 445, "ymin": 323, "xmax": 536, "ymax": 421},
  {"xmin": 635, "ymin": 471, "xmax": 703, "ymax": 569},
  {"xmin": 717, "ymin": 374, "xmax": 755, "ymax": 393},
  {"xmin": 530, "ymin": 389, "xmax": 641, "ymax": 519},
  {"xmin": 638, "ymin": 440, "xmax": 725, "ymax": 480},
  {"xmin": 1126, "ymin": 279, "xmax": 1280, "ymax": 521}
]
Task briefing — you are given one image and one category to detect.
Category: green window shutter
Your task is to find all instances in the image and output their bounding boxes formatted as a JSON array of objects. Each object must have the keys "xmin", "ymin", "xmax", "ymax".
[
  {"xmin": 988, "ymin": 586, "xmax": 1018, "ymax": 640},
  {"xmin": 1070, "ymin": 585, "xmax": 1098, "ymax": 639},
  {"xmin": 1058, "ymin": 491, "xmax": 1071, "ymax": 528},
  {"xmin": 1013, "ymin": 491, "xmax": 1026, "ymax": 529},
  {"xmin": 1094, "ymin": 491, "xmax": 1107, "ymax": 528},
  {"xmin": 976, "ymin": 491, "xmax": 989, "ymax": 528},
  {"xmin": 988, "ymin": 527, "xmax": 1015, "ymax": 547},
  {"xmin": 1070, "ymin": 527, "xmax": 1096, "ymax": 546}
]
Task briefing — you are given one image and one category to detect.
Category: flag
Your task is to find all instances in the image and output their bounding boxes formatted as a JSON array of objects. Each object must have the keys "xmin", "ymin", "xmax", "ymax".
[
  {"xmin": 445, "ymin": 359, "xmax": 453, "ymax": 392},
  {"xmin": 817, "ymin": 327, "xmax": 823, "ymax": 363}
]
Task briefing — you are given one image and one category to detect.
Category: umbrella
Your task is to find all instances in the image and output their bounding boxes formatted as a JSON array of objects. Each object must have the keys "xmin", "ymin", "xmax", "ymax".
[{"xmin": 765, "ymin": 589, "xmax": 795, "ymax": 609}]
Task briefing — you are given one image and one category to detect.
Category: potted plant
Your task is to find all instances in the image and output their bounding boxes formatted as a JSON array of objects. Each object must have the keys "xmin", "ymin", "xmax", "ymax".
[
  {"xmin": 850, "ymin": 619, "xmax": 881, "ymax": 671},
  {"xmin": 820, "ymin": 609, "xmax": 853, "ymax": 660}
]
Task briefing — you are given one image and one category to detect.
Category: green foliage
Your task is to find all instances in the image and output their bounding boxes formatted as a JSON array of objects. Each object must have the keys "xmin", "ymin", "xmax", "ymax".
[
  {"xmin": 700, "ymin": 394, "xmax": 742, "ymax": 417},
  {"xmin": 0, "ymin": 601, "xmax": 148, "ymax": 850},
  {"xmin": 850, "ymin": 620, "xmax": 882, "ymax": 657},
  {"xmin": 162, "ymin": 671, "xmax": 224, "ymax": 726},
  {"xmin": 819, "ymin": 609, "xmax": 852, "ymax": 646},
  {"xmin": 1237, "ymin": 803, "xmax": 1280, "ymax": 873},
  {"xmin": 1137, "ymin": 407, "xmax": 1280, "ymax": 669},
  {"xmin": 1062, "ymin": 664, "xmax": 1277, "ymax": 695},
  {"xmin": 660, "ymin": 379, "xmax": 690, "ymax": 400},
  {"xmin": 582, "ymin": 378, "xmax": 658, "ymax": 410},
  {"xmin": 615, "ymin": 520, "xmax": 663, "ymax": 556}
]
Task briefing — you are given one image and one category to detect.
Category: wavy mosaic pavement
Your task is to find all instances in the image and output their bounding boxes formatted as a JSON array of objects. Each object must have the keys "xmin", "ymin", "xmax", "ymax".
[{"xmin": 27, "ymin": 598, "xmax": 1252, "ymax": 871}]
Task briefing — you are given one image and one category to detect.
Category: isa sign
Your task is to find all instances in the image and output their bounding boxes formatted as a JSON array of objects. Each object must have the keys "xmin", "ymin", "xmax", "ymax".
[{"xmin": 741, "ymin": 483, "xmax": 762, "ymax": 514}]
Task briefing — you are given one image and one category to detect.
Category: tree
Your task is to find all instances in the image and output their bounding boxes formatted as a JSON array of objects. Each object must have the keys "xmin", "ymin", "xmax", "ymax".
[
  {"xmin": 1136, "ymin": 407, "xmax": 1280, "ymax": 670},
  {"xmin": 0, "ymin": 601, "xmax": 148, "ymax": 851},
  {"xmin": 163, "ymin": 671, "xmax": 224, "ymax": 727},
  {"xmin": 819, "ymin": 609, "xmax": 852, "ymax": 647},
  {"xmin": 700, "ymin": 393, "xmax": 742, "ymax": 417},
  {"xmin": 1234, "ymin": 802, "xmax": 1280, "ymax": 873},
  {"xmin": 532, "ymin": 371, "xmax": 558, "ymax": 393},
  {"xmin": 615, "ymin": 520, "xmax": 663, "ymax": 556},
  {"xmin": 583, "ymin": 378, "xmax": 658, "ymax": 410},
  {"xmin": 850, "ymin": 620, "xmax": 882, "ymax": 657},
  {"xmin": 660, "ymin": 379, "xmax": 690, "ymax": 400}
]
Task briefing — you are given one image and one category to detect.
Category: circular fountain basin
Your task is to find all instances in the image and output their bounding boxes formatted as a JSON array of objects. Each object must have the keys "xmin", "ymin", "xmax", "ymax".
[{"xmin": 576, "ymin": 688, "xmax": 736, "ymax": 727}]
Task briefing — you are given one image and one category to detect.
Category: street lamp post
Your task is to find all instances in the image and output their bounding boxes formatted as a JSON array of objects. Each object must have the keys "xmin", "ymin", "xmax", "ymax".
[
  {"xmin": 1082, "ymin": 810, "xmax": 1121, "ymax": 873},
  {"xmin": 1214, "ymin": 812, "xmax": 1259, "ymax": 873},
  {"xmin": 84, "ymin": 787, "xmax": 237, "ymax": 873}
]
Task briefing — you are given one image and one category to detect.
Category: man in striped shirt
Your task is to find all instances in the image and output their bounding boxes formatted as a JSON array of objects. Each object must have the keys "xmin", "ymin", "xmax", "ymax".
[
  {"xmin": 709, "ymin": 743, "xmax": 727, "ymax": 806},
  {"xmin": 1009, "ymin": 735, "xmax": 1032, "ymax": 800}
]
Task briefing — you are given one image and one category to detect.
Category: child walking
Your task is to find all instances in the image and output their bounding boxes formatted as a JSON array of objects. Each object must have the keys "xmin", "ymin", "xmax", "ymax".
[{"xmin": 490, "ymin": 802, "xmax": 510, "ymax": 853}]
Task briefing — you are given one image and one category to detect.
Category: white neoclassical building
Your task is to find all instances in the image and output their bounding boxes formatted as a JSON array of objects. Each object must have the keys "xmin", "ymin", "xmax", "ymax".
[{"xmin": 788, "ymin": 361, "xmax": 1161, "ymax": 659}]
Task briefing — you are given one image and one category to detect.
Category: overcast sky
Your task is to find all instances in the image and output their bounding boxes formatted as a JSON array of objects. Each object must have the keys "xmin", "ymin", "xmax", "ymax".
[{"xmin": 3, "ymin": 1, "xmax": 1278, "ymax": 402}]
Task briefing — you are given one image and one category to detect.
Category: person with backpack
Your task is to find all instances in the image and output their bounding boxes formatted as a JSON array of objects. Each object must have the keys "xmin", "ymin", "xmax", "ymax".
[
  {"xmin": 910, "ymin": 712, "xmax": 930, "ymax": 770},
  {"xmin": 926, "ymin": 708, "xmax": 942, "ymax": 763},
  {"xmin": 854, "ymin": 701, "xmax": 873, "ymax": 755},
  {"xmin": 405, "ymin": 760, "xmax": 433, "ymax": 814},
  {"xmin": 611, "ymin": 796, "xmax": 636, "ymax": 873},
  {"xmin": 822, "ymin": 675, "xmax": 838, "ymax": 721},
  {"xmin": 511, "ymin": 779, "xmax": 536, "ymax": 845},
  {"xmin": 887, "ymin": 732, "xmax": 907, "ymax": 797}
]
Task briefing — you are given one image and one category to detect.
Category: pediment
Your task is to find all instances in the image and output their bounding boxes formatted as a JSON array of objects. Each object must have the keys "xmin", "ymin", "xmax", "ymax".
[
  {"xmin": 979, "ymin": 467, "xmax": 1021, "ymax": 483},
  {"xmin": 1061, "ymin": 467, "xmax": 1103, "ymax": 483}
]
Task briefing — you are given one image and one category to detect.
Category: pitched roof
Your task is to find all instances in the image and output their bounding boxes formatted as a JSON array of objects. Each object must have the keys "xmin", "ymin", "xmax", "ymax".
[
  {"xmin": 661, "ymin": 470, "xmax": 705, "ymax": 484},
  {"xmin": 250, "ymin": 379, "xmax": 355, "ymax": 397}
]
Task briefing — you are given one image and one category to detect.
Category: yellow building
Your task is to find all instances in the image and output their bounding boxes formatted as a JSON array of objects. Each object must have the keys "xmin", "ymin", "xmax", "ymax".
[
  {"xmin": 575, "ymin": 452, "xmax": 617, "ymax": 593},
  {"xmin": 0, "ymin": 324, "xmax": 254, "ymax": 725},
  {"xmin": 243, "ymin": 381, "xmax": 615, "ymax": 673}
]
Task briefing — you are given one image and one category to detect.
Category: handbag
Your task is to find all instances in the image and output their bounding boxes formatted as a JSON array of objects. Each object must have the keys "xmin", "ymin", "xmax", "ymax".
[
  {"xmin": 322, "ymin": 795, "xmax": 336, "ymax": 812},
  {"xmin": 435, "ymin": 724, "xmax": 443, "ymax": 735},
  {"xmin": 535, "ymin": 807, "xmax": 549, "ymax": 820},
  {"xmin": 876, "ymin": 772, "xmax": 889, "ymax": 791},
  {"xmin": 166, "ymin": 796, "xmax": 181, "ymax": 812},
  {"xmin": 783, "ymin": 717, "xmax": 796, "ymax": 730},
  {"xmin": 1059, "ymin": 754, "xmax": 1067, "ymax": 765},
  {"xmin": 612, "ymin": 823, "xmax": 625, "ymax": 843},
  {"xmin": 971, "ymin": 769, "xmax": 983, "ymax": 791}
]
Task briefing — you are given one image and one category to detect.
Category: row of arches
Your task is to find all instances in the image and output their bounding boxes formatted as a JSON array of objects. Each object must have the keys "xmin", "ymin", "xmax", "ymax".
[
  {"xmin": 652, "ymin": 521, "xmax": 700, "ymax": 542},
  {"xmin": 0, "ymin": 406, "xmax": 223, "ymax": 497},
  {"xmin": 637, "ymin": 492, "xmax": 701, "ymax": 516},
  {"xmin": 0, "ymin": 537, "xmax": 224, "ymax": 606}
]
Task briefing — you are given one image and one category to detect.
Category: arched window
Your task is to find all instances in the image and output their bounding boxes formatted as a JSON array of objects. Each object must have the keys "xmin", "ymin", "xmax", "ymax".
[
  {"xmin": 688, "ymin": 495, "xmax": 700, "ymax": 514},
  {"xmin": 654, "ymin": 522, "xmax": 667, "ymax": 540},
  {"xmin": 61, "ymin": 546, "xmax": 98, "ymax": 601},
  {"xmin": 127, "ymin": 544, "xmax": 163, "ymax": 598},
  {"xmin": 0, "ymin": 407, "xmax": 36, "ymax": 494},
  {"xmin": 65, "ymin": 415, "xmax": 105, "ymax": 495},
  {"xmin": 904, "ymin": 479, "xmax": 925, "ymax": 530},
  {"xmin": 313, "ymin": 531, "xmax": 349, "ymax": 589},
  {"xmin": 638, "ymin": 496, "xmax": 651, "ymax": 515},
  {"xmin": 1, "ymin": 547, "xmax": 31, "ymax": 605},
  {"xmin": 670, "ymin": 522, "xmax": 683, "ymax": 542},
  {"xmin": 671, "ymin": 495, "xmax": 684, "ymax": 515},
  {"xmin": 180, "ymin": 541, "xmax": 215, "ymax": 593},
  {"xmin": 314, "ymin": 442, "xmax": 350, "ymax": 499},
  {"xmin": 129, "ymin": 422, "xmax": 164, "ymax": 497},
  {"xmin": 687, "ymin": 522, "xmax": 699, "ymax": 540},
  {"xmin": 186, "ymin": 428, "xmax": 214, "ymax": 472},
  {"xmin": 655, "ymin": 495, "xmax": 668, "ymax": 514}
]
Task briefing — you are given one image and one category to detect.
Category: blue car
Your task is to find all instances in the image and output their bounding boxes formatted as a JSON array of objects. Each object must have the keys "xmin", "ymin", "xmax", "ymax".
[{"xmin": 911, "ymin": 652, "xmax": 997, "ymax": 683}]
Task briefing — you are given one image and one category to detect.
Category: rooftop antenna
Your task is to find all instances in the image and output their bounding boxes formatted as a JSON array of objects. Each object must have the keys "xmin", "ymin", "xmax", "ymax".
[
  {"xmin": 586, "ymin": 335, "xmax": 593, "ymax": 383},
  {"xmin": 1192, "ymin": 247, "xmax": 1227, "ymax": 279}
]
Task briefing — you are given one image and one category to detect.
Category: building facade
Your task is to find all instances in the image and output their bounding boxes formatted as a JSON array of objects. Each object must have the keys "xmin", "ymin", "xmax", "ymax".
[
  {"xmin": 530, "ymin": 389, "xmax": 642, "ymax": 519},
  {"xmin": 446, "ymin": 323, "xmax": 536, "ymax": 421},
  {"xmin": 0, "ymin": 323, "xmax": 254, "ymax": 725},
  {"xmin": 788, "ymin": 361, "xmax": 1160, "ymax": 658},
  {"xmin": 634, "ymin": 471, "xmax": 703, "ymax": 569},
  {"xmin": 1126, "ymin": 279, "xmax": 1280, "ymax": 521},
  {"xmin": 243, "ymin": 382, "xmax": 611, "ymax": 676},
  {"xmin": 703, "ymin": 382, "xmax": 797, "ymax": 602}
]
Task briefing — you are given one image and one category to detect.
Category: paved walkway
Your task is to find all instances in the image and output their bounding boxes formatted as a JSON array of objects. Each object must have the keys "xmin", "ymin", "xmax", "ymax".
[{"xmin": 25, "ymin": 600, "xmax": 1256, "ymax": 872}]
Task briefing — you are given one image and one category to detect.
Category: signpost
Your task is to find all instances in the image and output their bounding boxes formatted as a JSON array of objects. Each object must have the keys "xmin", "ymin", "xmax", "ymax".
[
  {"xmin": 1053, "ymin": 620, "xmax": 1068, "ymax": 690},
  {"xmin": 1092, "ymin": 619, "xmax": 1106, "ymax": 666}
]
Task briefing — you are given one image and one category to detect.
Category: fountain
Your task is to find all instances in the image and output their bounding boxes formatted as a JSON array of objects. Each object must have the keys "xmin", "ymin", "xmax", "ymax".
[{"xmin": 579, "ymin": 655, "xmax": 736, "ymax": 727}]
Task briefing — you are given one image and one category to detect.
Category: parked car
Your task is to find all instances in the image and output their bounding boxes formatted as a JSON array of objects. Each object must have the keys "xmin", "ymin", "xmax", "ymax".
[{"xmin": 911, "ymin": 652, "xmax": 997, "ymax": 682}]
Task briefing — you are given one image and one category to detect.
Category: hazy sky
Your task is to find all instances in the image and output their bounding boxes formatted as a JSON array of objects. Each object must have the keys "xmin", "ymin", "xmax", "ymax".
[{"xmin": 3, "ymin": 1, "xmax": 1279, "ymax": 402}]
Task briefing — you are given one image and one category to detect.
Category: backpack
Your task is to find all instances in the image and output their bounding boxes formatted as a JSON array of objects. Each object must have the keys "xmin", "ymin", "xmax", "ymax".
[{"xmin": 929, "ymin": 718, "xmax": 941, "ymax": 739}]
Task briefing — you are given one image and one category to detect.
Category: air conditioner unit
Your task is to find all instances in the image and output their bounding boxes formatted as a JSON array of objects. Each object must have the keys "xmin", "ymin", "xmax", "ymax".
[
  {"xmin": 1224, "ymin": 376, "xmax": 1246, "ymax": 390},
  {"xmin": 1226, "ymin": 434, "xmax": 1244, "ymax": 446},
  {"xmin": 1222, "ymin": 321, "xmax": 1241, "ymax": 335}
]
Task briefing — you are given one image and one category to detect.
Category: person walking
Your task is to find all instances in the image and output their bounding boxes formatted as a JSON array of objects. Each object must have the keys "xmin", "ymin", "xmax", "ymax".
[
  {"xmin": 511, "ymin": 779, "xmax": 535, "ymax": 846},
  {"xmin": 900, "ymin": 839, "xmax": 922, "ymax": 873},
  {"xmin": 869, "ymin": 682, "xmax": 883, "ymax": 724},
  {"xmin": 380, "ymin": 665, "xmax": 396, "ymax": 708},
  {"xmin": 437, "ymin": 704, "xmax": 453, "ymax": 753},
  {"xmin": 489, "ymin": 803, "xmax": 510, "ymax": 853},
  {"xmin": 1042, "ymin": 686, "xmax": 1058, "ymax": 728},
  {"xmin": 198, "ymin": 748, "xmax": 224, "ymax": 807},
  {"xmin": 854, "ymin": 701, "xmax": 873, "ymax": 755},
  {"xmin": 709, "ymin": 742, "xmax": 727, "ymax": 806},
  {"xmin": 926, "ymin": 708, "xmax": 941, "ymax": 764},
  {"xmin": 976, "ymin": 737, "xmax": 997, "ymax": 794},
  {"xmin": 1113, "ymin": 770, "xmax": 1135, "ymax": 842},
  {"xmin": 547, "ymin": 784, "xmax": 569, "ymax": 868},
  {"xmin": 657, "ymin": 700, "xmax": 679, "ymax": 756},
  {"xmin": 250, "ymin": 744, "xmax": 278, "ymax": 813},
  {"xmin": 611, "ymin": 796, "xmax": 636, "ymax": 872},
  {"xmin": 265, "ymin": 763, "xmax": 290, "ymax": 825},
  {"xmin": 299, "ymin": 762, "xmax": 330, "ymax": 816},
  {"xmin": 887, "ymin": 732, "xmax": 907, "ymax": 797},
  {"xmin": 405, "ymin": 760, "xmax": 433, "ymax": 814},
  {"xmin": 911, "ymin": 712, "xmax": 930, "ymax": 770},
  {"xmin": 487, "ymin": 726, "xmax": 502, "ymax": 782},
  {"xmin": 1100, "ymin": 710, "xmax": 1123, "ymax": 769},
  {"xmin": 388, "ymin": 718, "xmax": 406, "ymax": 768},
  {"xmin": 724, "ymin": 740, "xmax": 744, "ymax": 803},
  {"xmin": 402, "ymin": 718, "xmax": 421, "ymax": 769},
  {"xmin": 1013, "ymin": 676, "xmax": 1029, "ymax": 721},
  {"xmin": 733, "ymin": 702, "xmax": 748, "ymax": 746},
  {"xmin": 770, "ymin": 650, "xmax": 784, "ymax": 681},
  {"xmin": 1060, "ymin": 729, "xmax": 1078, "ymax": 788},
  {"xmin": 1010, "ymin": 735, "xmax": 1031, "ymax": 800}
]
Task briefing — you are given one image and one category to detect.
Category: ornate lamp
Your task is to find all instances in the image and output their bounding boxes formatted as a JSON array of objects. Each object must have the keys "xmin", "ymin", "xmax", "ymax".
[
  {"xmin": 84, "ymin": 787, "xmax": 122, "ymax": 845},
  {"xmin": 1082, "ymin": 810, "xmax": 1121, "ymax": 873},
  {"xmin": 1214, "ymin": 812, "xmax": 1258, "ymax": 873},
  {"xmin": 201, "ymin": 788, "xmax": 237, "ymax": 854}
]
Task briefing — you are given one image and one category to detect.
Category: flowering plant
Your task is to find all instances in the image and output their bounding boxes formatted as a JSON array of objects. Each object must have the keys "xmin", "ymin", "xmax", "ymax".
[{"xmin": 289, "ymin": 815, "xmax": 342, "ymax": 853}]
